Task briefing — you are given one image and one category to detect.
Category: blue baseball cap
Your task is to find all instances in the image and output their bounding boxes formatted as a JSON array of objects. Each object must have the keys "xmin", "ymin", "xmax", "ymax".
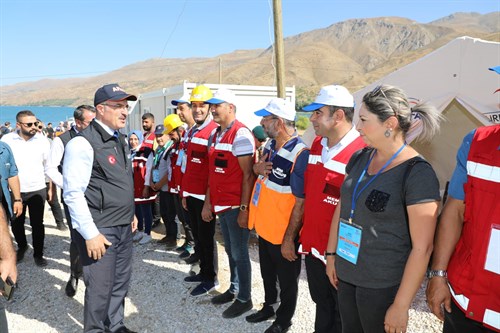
[{"xmin": 94, "ymin": 83, "xmax": 137, "ymax": 106}]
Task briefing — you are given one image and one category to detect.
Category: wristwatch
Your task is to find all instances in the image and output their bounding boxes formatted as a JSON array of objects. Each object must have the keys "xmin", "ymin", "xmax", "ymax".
[
  {"xmin": 13, "ymin": 198, "xmax": 22, "ymax": 203},
  {"xmin": 239, "ymin": 204, "xmax": 248, "ymax": 212},
  {"xmin": 427, "ymin": 269, "xmax": 447, "ymax": 279},
  {"xmin": 324, "ymin": 252, "xmax": 336, "ymax": 260}
]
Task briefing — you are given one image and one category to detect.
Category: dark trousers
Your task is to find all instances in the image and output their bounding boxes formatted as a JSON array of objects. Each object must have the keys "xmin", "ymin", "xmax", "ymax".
[
  {"xmin": 305, "ymin": 255, "xmax": 342, "ymax": 333},
  {"xmin": 159, "ymin": 191, "xmax": 178, "ymax": 241},
  {"xmin": 152, "ymin": 195, "xmax": 161, "ymax": 223},
  {"xmin": 0, "ymin": 300, "xmax": 8, "ymax": 333},
  {"xmin": 337, "ymin": 279, "xmax": 399, "ymax": 333},
  {"xmin": 173, "ymin": 193, "xmax": 194, "ymax": 246},
  {"xmin": 45, "ymin": 183, "xmax": 64, "ymax": 224},
  {"xmin": 13, "ymin": 188, "xmax": 46, "ymax": 257},
  {"xmin": 62, "ymin": 201, "xmax": 83, "ymax": 279},
  {"xmin": 186, "ymin": 196, "xmax": 216, "ymax": 281},
  {"xmin": 444, "ymin": 300, "xmax": 496, "ymax": 333},
  {"xmin": 74, "ymin": 225, "xmax": 133, "ymax": 333},
  {"xmin": 258, "ymin": 236, "xmax": 301, "ymax": 327},
  {"xmin": 135, "ymin": 202, "xmax": 153, "ymax": 235}
]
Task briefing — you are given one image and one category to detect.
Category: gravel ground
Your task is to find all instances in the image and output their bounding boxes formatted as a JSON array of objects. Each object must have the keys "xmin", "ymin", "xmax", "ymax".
[{"xmin": 5, "ymin": 207, "xmax": 444, "ymax": 333}]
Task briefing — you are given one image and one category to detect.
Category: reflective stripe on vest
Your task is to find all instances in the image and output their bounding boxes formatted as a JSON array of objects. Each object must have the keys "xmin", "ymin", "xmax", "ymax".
[{"xmin": 466, "ymin": 161, "xmax": 500, "ymax": 183}]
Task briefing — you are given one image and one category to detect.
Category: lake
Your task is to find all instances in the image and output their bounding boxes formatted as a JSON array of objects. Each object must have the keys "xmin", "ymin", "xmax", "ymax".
[{"xmin": 0, "ymin": 105, "xmax": 75, "ymax": 126}]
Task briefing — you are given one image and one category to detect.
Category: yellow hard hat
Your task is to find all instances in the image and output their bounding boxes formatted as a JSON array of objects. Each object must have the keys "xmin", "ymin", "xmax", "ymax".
[
  {"xmin": 189, "ymin": 85, "xmax": 213, "ymax": 102},
  {"xmin": 163, "ymin": 114, "xmax": 184, "ymax": 134}
]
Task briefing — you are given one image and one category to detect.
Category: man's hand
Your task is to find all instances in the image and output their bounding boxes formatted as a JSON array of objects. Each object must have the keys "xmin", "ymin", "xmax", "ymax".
[
  {"xmin": 201, "ymin": 202, "xmax": 213, "ymax": 222},
  {"xmin": 12, "ymin": 201, "xmax": 23, "ymax": 218},
  {"xmin": 384, "ymin": 302, "xmax": 409, "ymax": 333},
  {"xmin": 86, "ymin": 234, "xmax": 112, "ymax": 260},
  {"xmin": 426, "ymin": 277, "xmax": 452, "ymax": 321},
  {"xmin": 182, "ymin": 197, "xmax": 188, "ymax": 211},
  {"xmin": 253, "ymin": 153, "xmax": 273, "ymax": 176},
  {"xmin": 131, "ymin": 215, "xmax": 138, "ymax": 233},
  {"xmin": 237, "ymin": 211, "xmax": 249, "ymax": 229},
  {"xmin": 142, "ymin": 186, "xmax": 150, "ymax": 199},
  {"xmin": 326, "ymin": 256, "xmax": 338, "ymax": 289},
  {"xmin": 281, "ymin": 238, "xmax": 298, "ymax": 261}
]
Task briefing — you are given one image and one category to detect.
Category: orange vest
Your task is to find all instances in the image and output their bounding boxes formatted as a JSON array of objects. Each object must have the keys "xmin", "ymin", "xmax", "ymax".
[{"xmin": 248, "ymin": 136, "xmax": 308, "ymax": 245}]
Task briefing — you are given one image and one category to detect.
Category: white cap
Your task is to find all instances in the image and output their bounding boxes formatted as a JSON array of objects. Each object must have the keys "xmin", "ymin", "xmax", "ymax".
[
  {"xmin": 302, "ymin": 85, "xmax": 354, "ymax": 111},
  {"xmin": 171, "ymin": 93, "xmax": 191, "ymax": 106},
  {"xmin": 254, "ymin": 98, "xmax": 296, "ymax": 121},
  {"xmin": 206, "ymin": 88, "xmax": 238, "ymax": 106}
]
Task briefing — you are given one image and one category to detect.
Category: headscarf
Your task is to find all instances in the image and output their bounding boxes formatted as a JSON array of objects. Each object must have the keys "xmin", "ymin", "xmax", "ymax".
[{"xmin": 128, "ymin": 130, "xmax": 144, "ymax": 158}]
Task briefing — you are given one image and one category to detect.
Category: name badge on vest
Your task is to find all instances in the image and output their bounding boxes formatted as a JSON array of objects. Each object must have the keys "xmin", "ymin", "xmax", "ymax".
[
  {"xmin": 179, "ymin": 150, "xmax": 187, "ymax": 173},
  {"xmin": 252, "ymin": 180, "xmax": 263, "ymax": 207},
  {"xmin": 152, "ymin": 169, "xmax": 161, "ymax": 183},
  {"xmin": 337, "ymin": 218, "xmax": 363, "ymax": 265}
]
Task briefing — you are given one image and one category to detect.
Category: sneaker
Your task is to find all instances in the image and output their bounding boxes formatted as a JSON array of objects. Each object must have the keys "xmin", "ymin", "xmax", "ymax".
[
  {"xmin": 175, "ymin": 242, "xmax": 187, "ymax": 253},
  {"xmin": 132, "ymin": 231, "xmax": 144, "ymax": 242},
  {"xmin": 56, "ymin": 222, "xmax": 68, "ymax": 231},
  {"xmin": 138, "ymin": 234, "xmax": 152, "ymax": 245},
  {"xmin": 16, "ymin": 246, "xmax": 28, "ymax": 263},
  {"xmin": 190, "ymin": 281, "xmax": 217, "ymax": 297},
  {"xmin": 179, "ymin": 246, "xmax": 194, "ymax": 260},
  {"xmin": 157, "ymin": 236, "xmax": 169, "ymax": 244},
  {"xmin": 184, "ymin": 274, "xmax": 204, "ymax": 283},
  {"xmin": 211, "ymin": 289, "xmax": 235, "ymax": 305},
  {"xmin": 165, "ymin": 239, "xmax": 178, "ymax": 250},
  {"xmin": 222, "ymin": 299, "xmax": 253, "ymax": 318},
  {"xmin": 182, "ymin": 253, "xmax": 200, "ymax": 265},
  {"xmin": 34, "ymin": 256, "xmax": 48, "ymax": 267}
]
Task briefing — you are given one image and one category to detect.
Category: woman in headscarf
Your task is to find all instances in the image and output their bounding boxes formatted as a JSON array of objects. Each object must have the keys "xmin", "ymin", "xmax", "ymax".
[{"xmin": 129, "ymin": 130, "xmax": 156, "ymax": 244}]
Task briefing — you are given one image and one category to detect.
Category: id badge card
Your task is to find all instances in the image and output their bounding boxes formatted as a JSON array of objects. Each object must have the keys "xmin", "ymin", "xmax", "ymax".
[
  {"xmin": 152, "ymin": 169, "xmax": 161, "ymax": 183},
  {"xmin": 176, "ymin": 150, "xmax": 185, "ymax": 167},
  {"xmin": 251, "ymin": 180, "xmax": 262, "ymax": 206},
  {"xmin": 180, "ymin": 151, "xmax": 188, "ymax": 173},
  {"xmin": 337, "ymin": 218, "xmax": 363, "ymax": 265}
]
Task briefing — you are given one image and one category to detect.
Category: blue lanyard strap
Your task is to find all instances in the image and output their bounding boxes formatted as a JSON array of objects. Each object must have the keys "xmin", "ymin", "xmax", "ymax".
[{"xmin": 349, "ymin": 143, "xmax": 406, "ymax": 223}]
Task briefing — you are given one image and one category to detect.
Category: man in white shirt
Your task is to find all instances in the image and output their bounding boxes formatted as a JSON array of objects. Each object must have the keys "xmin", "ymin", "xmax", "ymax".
[{"xmin": 1, "ymin": 110, "xmax": 50, "ymax": 267}]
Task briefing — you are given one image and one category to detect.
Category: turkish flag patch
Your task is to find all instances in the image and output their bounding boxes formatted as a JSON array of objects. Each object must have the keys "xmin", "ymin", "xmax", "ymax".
[{"xmin": 108, "ymin": 155, "xmax": 116, "ymax": 165}]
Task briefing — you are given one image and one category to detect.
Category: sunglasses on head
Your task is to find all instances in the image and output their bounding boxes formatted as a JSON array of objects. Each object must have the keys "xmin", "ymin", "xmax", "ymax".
[
  {"xmin": 371, "ymin": 85, "xmax": 398, "ymax": 117},
  {"xmin": 19, "ymin": 121, "xmax": 40, "ymax": 128}
]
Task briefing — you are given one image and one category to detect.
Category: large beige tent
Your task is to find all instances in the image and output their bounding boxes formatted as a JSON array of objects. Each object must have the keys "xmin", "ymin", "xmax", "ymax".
[{"xmin": 351, "ymin": 36, "xmax": 500, "ymax": 191}]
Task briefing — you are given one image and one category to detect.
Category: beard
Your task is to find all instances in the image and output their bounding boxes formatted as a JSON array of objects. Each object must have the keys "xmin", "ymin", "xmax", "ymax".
[
  {"xmin": 20, "ymin": 127, "xmax": 36, "ymax": 138},
  {"xmin": 143, "ymin": 125, "xmax": 152, "ymax": 132}
]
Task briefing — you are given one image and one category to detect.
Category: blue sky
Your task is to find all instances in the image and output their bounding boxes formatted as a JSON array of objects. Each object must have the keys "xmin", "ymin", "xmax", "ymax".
[{"xmin": 0, "ymin": 0, "xmax": 498, "ymax": 86}]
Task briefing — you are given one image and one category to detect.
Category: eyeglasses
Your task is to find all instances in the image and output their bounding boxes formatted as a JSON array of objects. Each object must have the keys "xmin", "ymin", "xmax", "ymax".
[
  {"xmin": 371, "ymin": 85, "xmax": 398, "ymax": 117},
  {"xmin": 38, "ymin": 125, "xmax": 43, "ymax": 129},
  {"xmin": 102, "ymin": 103, "xmax": 130, "ymax": 111},
  {"xmin": 18, "ymin": 121, "xmax": 40, "ymax": 128}
]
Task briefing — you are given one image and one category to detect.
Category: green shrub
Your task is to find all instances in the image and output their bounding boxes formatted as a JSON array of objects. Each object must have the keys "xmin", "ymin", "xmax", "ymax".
[{"xmin": 296, "ymin": 116, "xmax": 310, "ymax": 130}]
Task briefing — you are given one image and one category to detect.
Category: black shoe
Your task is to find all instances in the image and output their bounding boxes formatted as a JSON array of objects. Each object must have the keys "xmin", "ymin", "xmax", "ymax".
[
  {"xmin": 114, "ymin": 327, "xmax": 137, "ymax": 333},
  {"xmin": 182, "ymin": 254, "xmax": 200, "ymax": 265},
  {"xmin": 34, "ymin": 256, "xmax": 48, "ymax": 267},
  {"xmin": 211, "ymin": 289, "xmax": 235, "ymax": 305},
  {"xmin": 222, "ymin": 299, "xmax": 253, "ymax": 318},
  {"xmin": 65, "ymin": 276, "xmax": 78, "ymax": 297},
  {"xmin": 56, "ymin": 222, "xmax": 68, "ymax": 231},
  {"xmin": 264, "ymin": 323, "xmax": 291, "ymax": 333},
  {"xmin": 16, "ymin": 246, "xmax": 28, "ymax": 263},
  {"xmin": 245, "ymin": 306, "xmax": 275, "ymax": 323}
]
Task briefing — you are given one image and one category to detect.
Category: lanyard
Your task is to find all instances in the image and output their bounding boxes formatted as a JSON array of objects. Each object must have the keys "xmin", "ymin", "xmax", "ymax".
[
  {"xmin": 153, "ymin": 146, "xmax": 167, "ymax": 167},
  {"xmin": 349, "ymin": 143, "xmax": 406, "ymax": 223}
]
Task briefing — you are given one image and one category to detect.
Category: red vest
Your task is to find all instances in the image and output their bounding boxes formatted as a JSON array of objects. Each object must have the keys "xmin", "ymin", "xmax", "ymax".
[
  {"xmin": 181, "ymin": 120, "xmax": 218, "ymax": 199},
  {"xmin": 168, "ymin": 142, "xmax": 180, "ymax": 193},
  {"xmin": 131, "ymin": 148, "xmax": 156, "ymax": 204},
  {"xmin": 208, "ymin": 120, "xmax": 249, "ymax": 211},
  {"xmin": 447, "ymin": 125, "xmax": 500, "ymax": 331},
  {"xmin": 143, "ymin": 131, "xmax": 155, "ymax": 150},
  {"xmin": 300, "ymin": 135, "xmax": 365, "ymax": 256}
]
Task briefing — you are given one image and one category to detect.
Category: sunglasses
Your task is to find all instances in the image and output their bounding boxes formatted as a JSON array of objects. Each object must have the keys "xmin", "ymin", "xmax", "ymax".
[
  {"xmin": 371, "ymin": 85, "xmax": 398, "ymax": 117},
  {"xmin": 19, "ymin": 121, "xmax": 40, "ymax": 128}
]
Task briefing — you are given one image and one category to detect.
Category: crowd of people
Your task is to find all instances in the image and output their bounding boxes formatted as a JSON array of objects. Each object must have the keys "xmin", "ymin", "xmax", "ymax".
[{"xmin": 0, "ymin": 77, "xmax": 498, "ymax": 333}]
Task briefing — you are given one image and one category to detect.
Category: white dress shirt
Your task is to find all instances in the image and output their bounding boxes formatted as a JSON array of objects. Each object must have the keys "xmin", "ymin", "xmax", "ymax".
[
  {"xmin": 1, "ymin": 131, "xmax": 50, "ymax": 192},
  {"xmin": 320, "ymin": 126, "xmax": 360, "ymax": 164}
]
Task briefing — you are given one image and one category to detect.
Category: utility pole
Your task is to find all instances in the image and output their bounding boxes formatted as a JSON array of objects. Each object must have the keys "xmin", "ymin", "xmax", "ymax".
[
  {"xmin": 273, "ymin": 0, "xmax": 285, "ymax": 98},
  {"xmin": 219, "ymin": 57, "xmax": 222, "ymax": 84}
]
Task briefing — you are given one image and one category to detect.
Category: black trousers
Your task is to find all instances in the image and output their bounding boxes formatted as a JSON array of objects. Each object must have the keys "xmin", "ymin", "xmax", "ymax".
[
  {"xmin": 337, "ymin": 279, "xmax": 399, "ymax": 333},
  {"xmin": 173, "ymin": 193, "xmax": 194, "ymax": 246},
  {"xmin": 258, "ymin": 236, "xmax": 301, "ymax": 327},
  {"xmin": 13, "ymin": 188, "xmax": 46, "ymax": 257},
  {"xmin": 305, "ymin": 255, "xmax": 342, "ymax": 333},
  {"xmin": 45, "ymin": 183, "xmax": 64, "ymax": 224},
  {"xmin": 444, "ymin": 300, "xmax": 496, "ymax": 333},
  {"xmin": 74, "ymin": 224, "xmax": 133, "ymax": 333},
  {"xmin": 159, "ymin": 191, "xmax": 178, "ymax": 241},
  {"xmin": 62, "ymin": 201, "xmax": 83, "ymax": 279},
  {"xmin": 186, "ymin": 196, "xmax": 216, "ymax": 281},
  {"xmin": 0, "ymin": 300, "xmax": 8, "ymax": 333}
]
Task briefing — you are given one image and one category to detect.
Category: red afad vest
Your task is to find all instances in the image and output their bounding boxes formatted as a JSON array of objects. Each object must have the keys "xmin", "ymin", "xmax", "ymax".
[
  {"xmin": 300, "ymin": 135, "xmax": 365, "ymax": 255},
  {"xmin": 181, "ymin": 120, "xmax": 218, "ymax": 197},
  {"xmin": 142, "ymin": 131, "xmax": 155, "ymax": 150},
  {"xmin": 208, "ymin": 120, "xmax": 249, "ymax": 209},
  {"xmin": 447, "ymin": 125, "xmax": 500, "ymax": 331}
]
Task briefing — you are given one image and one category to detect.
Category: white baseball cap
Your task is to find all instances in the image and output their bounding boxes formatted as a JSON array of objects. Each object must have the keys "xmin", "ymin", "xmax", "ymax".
[
  {"xmin": 206, "ymin": 88, "xmax": 238, "ymax": 106},
  {"xmin": 302, "ymin": 85, "xmax": 354, "ymax": 111},
  {"xmin": 254, "ymin": 98, "xmax": 296, "ymax": 121},
  {"xmin": 171, "ymin": 93, "xmax": 191, "ymax": 106}
]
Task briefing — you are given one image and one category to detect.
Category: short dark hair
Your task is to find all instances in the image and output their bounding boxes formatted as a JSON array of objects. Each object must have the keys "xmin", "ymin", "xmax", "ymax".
[
  {"xmin": 142, "ymin": 113, "xmax": 154, "ymax": 121},
  {"xmin": 328, "ymin": 106, "xmax": 355, "ymax": 123},
  {"xmin": 74, "ymin": 105, "xmax": 96, "ymax": 121},
  {"xmin": 16, "ymin": 110, "xmax": 35, "ymax": 122}
]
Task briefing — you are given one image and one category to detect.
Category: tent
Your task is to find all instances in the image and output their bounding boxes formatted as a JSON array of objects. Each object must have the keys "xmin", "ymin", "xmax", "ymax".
[{"xmin": 351, "ymin": 36, "xmax": 500, "ymax": 191}]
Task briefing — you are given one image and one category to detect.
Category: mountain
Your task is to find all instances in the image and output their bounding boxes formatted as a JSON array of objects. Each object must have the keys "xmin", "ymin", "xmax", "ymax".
[{"xmin": 1, "ymin": 12, "xmax": 498, "ymax": 106}]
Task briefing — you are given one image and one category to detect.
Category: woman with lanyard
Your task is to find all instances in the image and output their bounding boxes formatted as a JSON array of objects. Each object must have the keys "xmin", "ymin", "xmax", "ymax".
[
  {"xmin": 129, "ymin": 130, "xmax": 156, "ymax": 245},
  {"xmin": 325, "ymin": 84, "xmax": 442, "ymax": 333}
]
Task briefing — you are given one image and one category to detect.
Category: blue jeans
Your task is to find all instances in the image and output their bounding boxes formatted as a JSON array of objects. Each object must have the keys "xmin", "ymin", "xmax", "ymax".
[
  {"xmin": 135, "ymin": 203, "xmax": 153, "ymax": 235},
  {"xmin": 218, "ymin": 208, "xmax": 251, "ymax": 302}
]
